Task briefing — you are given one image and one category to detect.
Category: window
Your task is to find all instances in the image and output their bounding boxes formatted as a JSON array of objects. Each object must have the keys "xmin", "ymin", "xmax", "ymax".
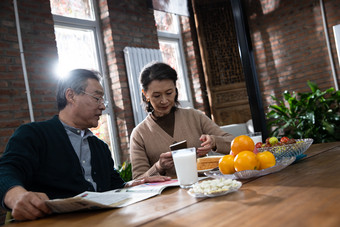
[
  {"xmin": 50, "ymin": 0, "xmax": 121, "ymax": 166},
  {"xmin": 53, "ymin": 26, "xmax": 99, "ymax": 74},
  {"xmin": 154, "ymin": 10, "xmax": 192, "ymax": 107},
  {"xmin": 50, "ymin": 0, "xmax": 95, "ymax": 20}
]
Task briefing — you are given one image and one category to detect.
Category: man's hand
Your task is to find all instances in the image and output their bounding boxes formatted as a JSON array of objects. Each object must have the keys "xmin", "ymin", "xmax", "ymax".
[
  {"xmin": 4, "ymin": 186, "xmax": 52, "ymax": 221},
  {"xmin": 125, "ymin": 175, "xmax": 171, "ymax": 188}
]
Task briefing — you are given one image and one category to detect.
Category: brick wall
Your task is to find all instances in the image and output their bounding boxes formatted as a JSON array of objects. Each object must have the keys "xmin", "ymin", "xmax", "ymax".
[
  {"xmin": 3, "ymin": 0, "xmax": 338, "ymax": 161},
  {"xmin": 99, "ymin": 0, "xmax": 160, "ymax": 162},
  {"xmin": 180, "ymin": 15, "xmax": 210, "ymax": 115},
  {"xmin": 99, "ymin": 0, "xmax": 208, "ymax": 162},
  {"xmin": 244, "ymin": 0, "xmax": 340, "ymax": 110},
  {"xmin": 0, "ymin": 0, "xmax": 207, "ymax": 163},
  {"xmin": 0, "ymin": 0, "xmax": 58, "ymax": 154}
]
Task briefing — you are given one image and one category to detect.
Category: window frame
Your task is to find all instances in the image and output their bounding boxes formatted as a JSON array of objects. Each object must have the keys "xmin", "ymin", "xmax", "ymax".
[
  {"xmin": 156, "ymin": 13, "xmax": 193, "ymax": 108},
  {"xmin": 51, "ymin": 0, "xmax": 121, "ymax": 166}
]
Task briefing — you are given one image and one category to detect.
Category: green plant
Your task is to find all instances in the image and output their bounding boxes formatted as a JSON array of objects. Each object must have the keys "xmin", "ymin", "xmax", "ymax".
[
  {"xmin": 117, "ymin": 161, "xmax": 132, "ymax": 182},
  {"xmin": 266, "ymin": 81, "xmax": 340, "ymax": 143}
]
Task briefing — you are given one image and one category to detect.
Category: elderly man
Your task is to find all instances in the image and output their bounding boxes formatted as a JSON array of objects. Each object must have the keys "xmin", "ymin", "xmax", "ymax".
[{"xmin": 0, "ymin": 69, "xmax": 170, "ymax": 221}]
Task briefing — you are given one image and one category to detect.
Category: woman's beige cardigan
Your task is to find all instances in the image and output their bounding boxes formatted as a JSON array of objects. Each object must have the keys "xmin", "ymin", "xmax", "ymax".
[{"xmin": 130, "ymin": 108, "xmax": 235, "ymax": 179}]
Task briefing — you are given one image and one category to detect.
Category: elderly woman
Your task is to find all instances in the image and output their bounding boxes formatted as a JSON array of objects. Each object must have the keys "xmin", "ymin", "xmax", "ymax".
[{"xmin": 130, "ymin": 62, "xmax": 234, "ymax": 179}]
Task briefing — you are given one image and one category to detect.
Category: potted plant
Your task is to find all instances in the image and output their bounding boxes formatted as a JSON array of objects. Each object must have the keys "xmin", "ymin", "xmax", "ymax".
[
  {"xmin": 118, "ymin": 161, "xmax": 132, "ymax": 182},
  {"xmin": 266, "ymin": 81, "xmax": 340, "ymax": 143}
]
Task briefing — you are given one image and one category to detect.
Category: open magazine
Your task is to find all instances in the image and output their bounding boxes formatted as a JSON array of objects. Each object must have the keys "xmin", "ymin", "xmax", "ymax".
[{"xmin": 45, "ymin": 179, "xmax": 180, "ymax": 213}]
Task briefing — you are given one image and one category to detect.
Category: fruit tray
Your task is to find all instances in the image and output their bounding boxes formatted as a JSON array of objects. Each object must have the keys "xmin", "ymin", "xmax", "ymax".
[
  {"xmin": 257, "ymin": 138, "xmax": 313, "ymax": 160},
  {"xmin": 205, "ymin": 156, "xmax": 295, "ymax": 180}
]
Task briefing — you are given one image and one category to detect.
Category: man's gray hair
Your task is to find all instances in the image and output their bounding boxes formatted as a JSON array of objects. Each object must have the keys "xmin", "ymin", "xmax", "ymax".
[{"xmin": 56, "ymin": 69, "xmax": 102, "ymax": 111}]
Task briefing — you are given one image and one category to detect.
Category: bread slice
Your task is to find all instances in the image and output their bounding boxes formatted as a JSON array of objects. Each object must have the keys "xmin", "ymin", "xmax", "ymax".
[{"xmin": 197, "ymin": 156, "xmax": 223, "ymax": 170}]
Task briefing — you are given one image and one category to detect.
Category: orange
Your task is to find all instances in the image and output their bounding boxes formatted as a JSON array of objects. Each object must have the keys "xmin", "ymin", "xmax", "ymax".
[
  {"xmin": 234, "ymin": 150, "xmax": 260, "ymax": 171},
  {"xmin": 256, "ymin": 151, "xmax": 276, "ymax": 170},
  {"xmin": 231, "ymin": 135, "xmax": 255, "ymax": 156},
  {"xmin": 218, "ymin": 155, "xmax": 235, "ymax": 174}
]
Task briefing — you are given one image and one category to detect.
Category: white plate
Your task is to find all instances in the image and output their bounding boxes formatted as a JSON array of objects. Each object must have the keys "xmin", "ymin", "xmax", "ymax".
[
  {"xmin": 188, "ymin": 187, "xmax": 241, "ymax": 198},
  {"xmin": 187, "ymin": 179, "xmax": 242, "ymax": 198},
  {"xmin": 205, "ymin": 156, "xmax": 296, "ymax": 180},
  {"xmin": 197, "ymin": 168, "xmax": 214, "ymax": 173}
]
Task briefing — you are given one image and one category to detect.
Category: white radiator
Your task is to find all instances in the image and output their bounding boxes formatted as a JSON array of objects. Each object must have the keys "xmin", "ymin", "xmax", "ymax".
[{"xmin": 123, "ymin": 47, "xmax": 163, "ymax": 125}]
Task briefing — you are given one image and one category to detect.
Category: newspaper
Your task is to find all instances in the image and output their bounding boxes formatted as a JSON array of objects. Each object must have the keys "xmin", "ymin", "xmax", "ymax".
[{"xmin": 45, "ymin": 179, "xmax": 179, "ymax": 213}]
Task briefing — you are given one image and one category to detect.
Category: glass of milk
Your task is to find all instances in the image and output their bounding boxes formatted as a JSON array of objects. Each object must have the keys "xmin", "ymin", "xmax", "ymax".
[
  {"xmin": 172, "ymin": 147, "xmax": 198, "ymax": 188},
  {"xmin": 247, "ymin": 132, "xmax": 263, "ymax": 144}
]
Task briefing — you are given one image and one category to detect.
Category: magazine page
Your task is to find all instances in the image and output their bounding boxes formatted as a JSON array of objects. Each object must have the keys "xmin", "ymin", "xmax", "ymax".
[
  {"xmin": 46, "ymin": 179, "xmax": 180, "ymax": 213},
  {"xmin": 119, "ymin": 179, "xmax": 179, "ymax": 194},
  {"xmin": 45, "ymin": 191, "xmax": 131, "ymax": 213}
]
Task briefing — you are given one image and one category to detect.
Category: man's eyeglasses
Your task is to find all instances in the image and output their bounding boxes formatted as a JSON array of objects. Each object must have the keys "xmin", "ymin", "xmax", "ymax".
[{"xmin": 81, "ymin": 91, "xmax": 108, "ymax": 107}]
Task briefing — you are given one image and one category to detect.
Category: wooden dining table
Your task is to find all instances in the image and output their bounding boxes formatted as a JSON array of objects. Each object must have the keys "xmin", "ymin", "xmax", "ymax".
[{"xmin": 6, "ymin": 142, "xmax": 340, "ymax": 227}]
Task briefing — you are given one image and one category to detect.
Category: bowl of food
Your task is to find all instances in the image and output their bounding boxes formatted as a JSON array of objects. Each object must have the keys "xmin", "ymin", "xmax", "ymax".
[{"xmin": 257, "ymin": 138, "xmax": 313, "ymax": 160}]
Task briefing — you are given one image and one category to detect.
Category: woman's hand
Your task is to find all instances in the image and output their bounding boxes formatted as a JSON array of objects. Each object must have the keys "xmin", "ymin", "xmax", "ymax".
[
  {"xmin": 197, "ymin": 135, "xmax": 216, "ymax": 156},
  {"xmin": 156, "ymin": 151, "xmax": 174, "ymax": 172},
  {"xmin": 125, "ymin": 175, "xmax": 172, "ymax": 187}
]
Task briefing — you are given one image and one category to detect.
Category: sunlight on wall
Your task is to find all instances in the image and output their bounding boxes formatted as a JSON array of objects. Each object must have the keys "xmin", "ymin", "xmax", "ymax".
[
  {"xmin": 253, "ymin": 30, "xmax": 266, "ymax": 66},
  {"xmin": 267, "ymin": 30, "xmax": 282, "ymax": 68},
  {"xmin": 313, "ymin": 4, "xmax": 324, "ymax": 43},
  {"xmin": 261, "ymin": 0, "xmax": 280, "ymax": 15}
]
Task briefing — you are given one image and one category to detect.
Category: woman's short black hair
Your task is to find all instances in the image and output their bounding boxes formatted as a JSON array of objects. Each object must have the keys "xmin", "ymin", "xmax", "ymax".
[{"xmin": 139, "ymin": 62, "xmax": 179, "ymax": 112}]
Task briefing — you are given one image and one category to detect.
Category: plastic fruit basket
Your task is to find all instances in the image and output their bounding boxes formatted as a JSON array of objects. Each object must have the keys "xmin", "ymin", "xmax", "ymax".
[{"xmin": 257, "ymin": 138, "xmax": 313, "ymax": 160}]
